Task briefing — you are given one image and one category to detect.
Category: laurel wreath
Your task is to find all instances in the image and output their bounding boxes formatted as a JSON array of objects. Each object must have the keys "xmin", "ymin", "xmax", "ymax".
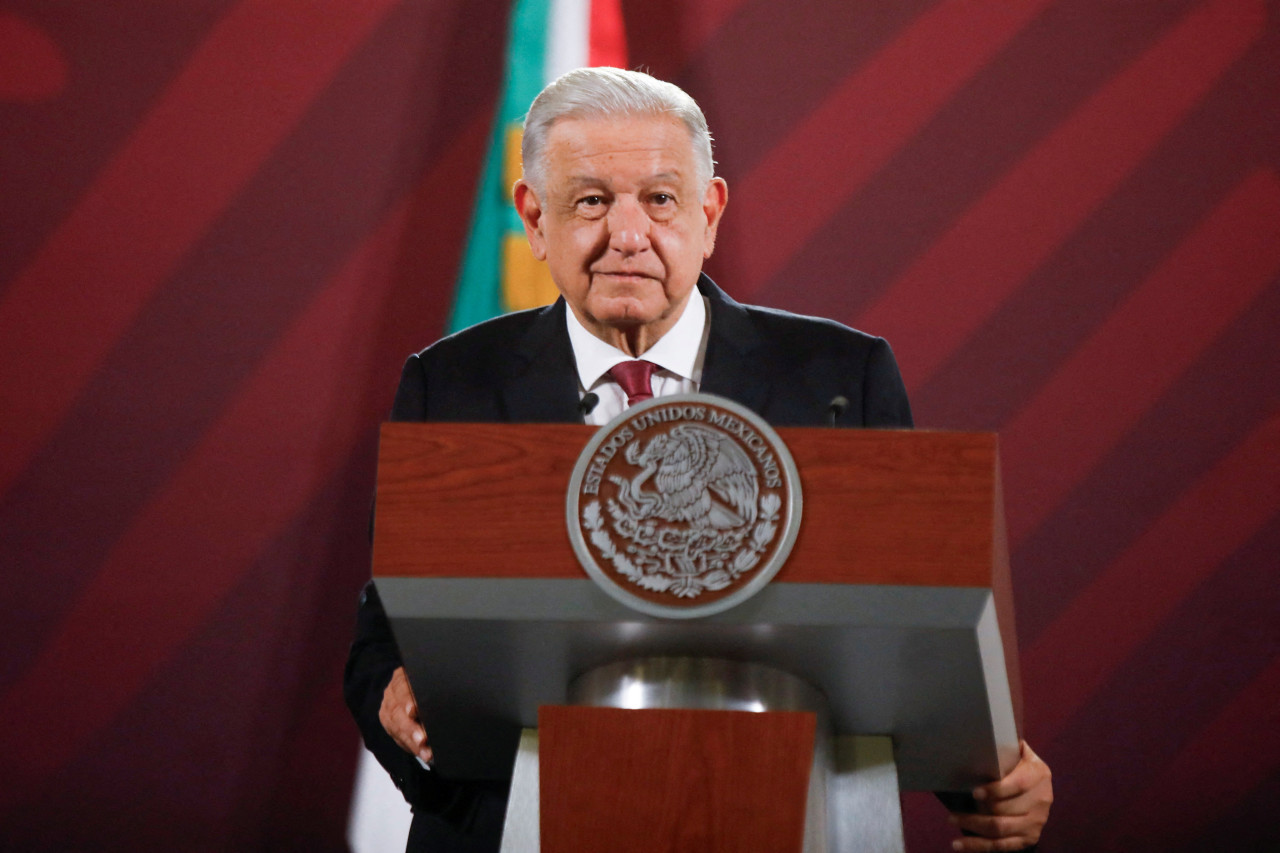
[
  {"xmin": 581, "ymin": 491, "xmax": 783, "ymax": 599},
  {"xmin": 582, "ymin": 500, "xmax": 649, "ymax": 586}
]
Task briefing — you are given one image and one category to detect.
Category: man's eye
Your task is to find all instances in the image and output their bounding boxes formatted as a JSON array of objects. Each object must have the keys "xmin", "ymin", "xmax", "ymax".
[
  {"xmin": 651, "ymin": 193, "xmax": 673, "ymax": 205},
  {"xmin": 578, "ymin": 195, "xmax": 605, "ymax": 206}
]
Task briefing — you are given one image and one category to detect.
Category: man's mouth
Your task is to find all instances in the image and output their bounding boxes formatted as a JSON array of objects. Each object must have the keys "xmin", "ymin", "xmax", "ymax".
[{"xmin": 594, "ymin": 270, "xmax": 657, "ymax": 281}]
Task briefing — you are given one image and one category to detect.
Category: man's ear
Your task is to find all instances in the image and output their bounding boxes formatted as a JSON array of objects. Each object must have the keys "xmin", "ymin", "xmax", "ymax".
[
  {"xmin": 701, "ymin": 177, "xmax": 728, "ymax": 259},
  {"xmin": 513, "ymin": 180, "xmax": 548, "ymax": 260}
]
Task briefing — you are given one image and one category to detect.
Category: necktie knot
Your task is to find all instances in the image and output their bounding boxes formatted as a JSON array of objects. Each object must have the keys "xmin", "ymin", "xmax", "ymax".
[{"xmin": 608, "ymin": 360, "xmax": 658, "ymax": 407}]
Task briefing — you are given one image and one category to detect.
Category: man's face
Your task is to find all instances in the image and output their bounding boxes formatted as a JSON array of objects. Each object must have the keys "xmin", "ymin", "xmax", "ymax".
[{"xmin": 514, "ymin": 114, "xmax": 727, "ymax": 351}]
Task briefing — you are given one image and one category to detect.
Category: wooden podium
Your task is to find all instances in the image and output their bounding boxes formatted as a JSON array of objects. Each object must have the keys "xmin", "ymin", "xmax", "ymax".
[{"xmin": 373, "ymin": 423, "xmax": 1022, "ymax": 852}]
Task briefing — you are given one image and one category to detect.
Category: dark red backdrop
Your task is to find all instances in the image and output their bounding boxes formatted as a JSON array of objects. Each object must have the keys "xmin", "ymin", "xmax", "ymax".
[{"xmin": 1, "ymin": 1, "xmax": 1276, "ymax": 850}]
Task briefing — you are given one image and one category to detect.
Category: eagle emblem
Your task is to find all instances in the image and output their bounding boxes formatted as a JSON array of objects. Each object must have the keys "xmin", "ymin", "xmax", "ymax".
[
  {"xmin": 568, "ymin": 394, "xmax": 802, "ymax": 618},
  {"xmin": 614, "ymin": 424, "xmax": 758, "ymax": 529}
]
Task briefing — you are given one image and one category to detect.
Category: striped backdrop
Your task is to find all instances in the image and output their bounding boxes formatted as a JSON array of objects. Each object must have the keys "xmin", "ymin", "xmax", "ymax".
[{"xmin": 1, "ymin": 1, "xmax": 1276, "ymax": 850}]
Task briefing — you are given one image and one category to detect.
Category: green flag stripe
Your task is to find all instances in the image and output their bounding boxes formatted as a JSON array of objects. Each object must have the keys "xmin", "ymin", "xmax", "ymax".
[{"xmin": 447, "ymin": 0, "xmax": 553, "ymax": 333}]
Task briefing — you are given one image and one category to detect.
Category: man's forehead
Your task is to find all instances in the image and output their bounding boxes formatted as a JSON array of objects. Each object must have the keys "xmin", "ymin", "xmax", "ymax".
[
  {"xmin": 543, "ymin": 116, "xmax": 696, "ymax": 190},
  {"xmin": 548, "ymin": 115, "xmax": 692, "ymax": 156}
]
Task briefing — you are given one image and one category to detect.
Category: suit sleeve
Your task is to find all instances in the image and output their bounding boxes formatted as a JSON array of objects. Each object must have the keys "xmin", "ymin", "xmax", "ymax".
[
  {"xmin": 344, "ymin": 582, "xmax": 476, "ymax": 821},
  {"xmin": 342, "ymin": 353, "xmax": 480, "ymax": 822},
  {"xmin": 389, "ymin": 352, "xmax": 429, "ymax": 421},
  {"xmin": 861, "ymin": 337, "xmax": 913, "ymax": 428}
]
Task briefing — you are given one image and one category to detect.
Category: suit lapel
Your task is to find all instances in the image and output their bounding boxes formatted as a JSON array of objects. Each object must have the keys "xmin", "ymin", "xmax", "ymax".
[
  {"xmin": 698, "ymin": 275, "xmax": 771, "ymax": 415},
  {"xmin": 498, "ymin": 299, "xmax": 585, "ymax": 423}
]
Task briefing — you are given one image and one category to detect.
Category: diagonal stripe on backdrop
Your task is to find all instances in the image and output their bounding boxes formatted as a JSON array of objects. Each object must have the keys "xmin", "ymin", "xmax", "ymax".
[
  {"xmin": 1001, "ymin": 169, "xmax": 1280, "ymax": 548},
  {"xmin": 855, "ymin": 0, "xmax": 1265, "ymax": 392},
  {"xmin": 1023, "ymin": 411, "xmax": 1280, "ymax": 744},
  {"xmin": 730, "ymin": 0, "xmax": 1052, "ymax": 300},
  {"xmin": 1106, "ymin": 652, "xmax": 1280, "ymax": 844},
  {"xmin": 0, "ymin": 0, "xmax": 400, "ymax": 500},
  {"xmin": 0, "ymin": 112, "xmax": 492, "ymax": 813},
  {"xmin": 671, "ymin": 0, "xmax": 747, "ymax": 61}
]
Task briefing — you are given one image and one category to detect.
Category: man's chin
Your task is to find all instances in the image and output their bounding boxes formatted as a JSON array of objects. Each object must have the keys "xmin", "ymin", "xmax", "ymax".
[{"xmin": 587, "ymin": 296, "xmax": 663, "ymax": 327}]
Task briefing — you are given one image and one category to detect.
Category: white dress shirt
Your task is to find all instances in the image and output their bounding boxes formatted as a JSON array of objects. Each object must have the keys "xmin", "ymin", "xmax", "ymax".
[{"xmin": 565, "ymin": 292, "xmax": 711, "ymax": 425}]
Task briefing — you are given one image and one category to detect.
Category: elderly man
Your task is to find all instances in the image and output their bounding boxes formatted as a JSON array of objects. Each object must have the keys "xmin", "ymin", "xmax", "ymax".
[{"xmin": 345, "ymin": 67, "xmax": 1051, "ymax": 852}]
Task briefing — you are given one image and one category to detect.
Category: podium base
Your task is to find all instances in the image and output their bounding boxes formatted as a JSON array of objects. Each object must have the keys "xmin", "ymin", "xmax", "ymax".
[
  {"xmin": 500, "ymin": 729, "xmax": 905, "ymax": 853},
  {"xmin": 498, "ymin": 658, "xmax": 906, "ymax": 852}
]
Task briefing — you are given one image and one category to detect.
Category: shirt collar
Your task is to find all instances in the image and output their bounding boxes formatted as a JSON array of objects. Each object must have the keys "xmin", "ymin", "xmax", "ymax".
[{"xmin": 565, "ymin": 289, "xmax": 708, "ymax": 391}]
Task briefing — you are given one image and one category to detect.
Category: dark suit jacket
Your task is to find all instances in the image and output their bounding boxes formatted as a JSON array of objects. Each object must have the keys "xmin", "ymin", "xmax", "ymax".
[{"xmin": 343, "ymin": 275, "xmax": 913, "ymax": 851}]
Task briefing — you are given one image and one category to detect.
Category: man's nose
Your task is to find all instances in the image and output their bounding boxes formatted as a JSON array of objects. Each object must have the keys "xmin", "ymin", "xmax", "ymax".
[{"xmin": 606, "ymin": 198, "xmax": 651, "ymax": 254}]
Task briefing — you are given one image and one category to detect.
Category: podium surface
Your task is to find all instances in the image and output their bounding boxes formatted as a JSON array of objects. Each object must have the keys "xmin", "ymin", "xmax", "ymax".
[{"xmin": 374, "ymin": 423, "xmax": 1022, "ymax": 791}]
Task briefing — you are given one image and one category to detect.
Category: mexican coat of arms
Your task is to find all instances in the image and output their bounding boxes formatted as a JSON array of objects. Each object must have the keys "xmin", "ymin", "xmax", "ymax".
[{"xmin": 567, "ymin": 393, "xmax": 802, "ymax": 619}]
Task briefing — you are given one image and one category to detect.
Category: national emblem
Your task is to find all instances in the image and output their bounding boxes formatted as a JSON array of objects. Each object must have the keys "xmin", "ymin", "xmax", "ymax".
[{"xmin": 567, "ymin": 393, "xmax": 803, "ymax": 618}]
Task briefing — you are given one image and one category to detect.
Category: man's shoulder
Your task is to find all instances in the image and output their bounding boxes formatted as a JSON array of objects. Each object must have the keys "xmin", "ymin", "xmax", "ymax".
[
  {"xmin": 709, "ymin": 288, "xmax": 911, "ymax": 427},
  {"xmin": 413, "ymin": 302, "xmax": 561, "ymax": 363},
  {"xmin": 740, "ymin": 301, "xmax": 882, "ymax": 343},
  {"xmin": 701, "ymin": 275, "xmax": 886, "ymax": 353},
  {"xmin": 390, "ymin": 301, "xmax": 571, "ymax": 422},
  {"xmin": 721, "ymin": 298, "xmax": 891, "ymax": 368}
]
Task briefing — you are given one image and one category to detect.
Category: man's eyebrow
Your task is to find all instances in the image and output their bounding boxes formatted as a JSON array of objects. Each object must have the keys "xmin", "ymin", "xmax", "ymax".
[{"xmin": 564, "ymin": 176, "xmax": 608, "ymax": 190}]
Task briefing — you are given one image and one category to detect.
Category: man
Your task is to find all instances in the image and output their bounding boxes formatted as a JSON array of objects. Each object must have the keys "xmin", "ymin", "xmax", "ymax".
[{"xmin": 346, "ymin": 67, "xmax": 1052, "ymax": 852}]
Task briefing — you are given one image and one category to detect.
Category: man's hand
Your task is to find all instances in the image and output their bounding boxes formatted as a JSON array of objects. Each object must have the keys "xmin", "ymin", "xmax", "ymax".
[
  {"xmin": 948, "ymin": 740, "xmax": 1052, "ymax": 851},
  {"xmin": 379, "ymin": 666, "xmax": 433, "ymax": 765}
]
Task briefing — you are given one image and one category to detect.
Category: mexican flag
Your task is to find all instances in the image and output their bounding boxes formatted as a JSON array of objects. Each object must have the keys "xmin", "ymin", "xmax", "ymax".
[
  {"xmin": 347, "ymin": 2, "xmax": 626, "ymax": 849},
  {"xmin": 447, "ymin": 0, "xmax": 629, "ymax": 333}
]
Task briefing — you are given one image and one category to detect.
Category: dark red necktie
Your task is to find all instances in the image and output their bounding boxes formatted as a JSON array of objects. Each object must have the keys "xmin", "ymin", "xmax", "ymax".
[{"xmin": 608, "ymin": 360, "xmax": 658, "ymax": 407}]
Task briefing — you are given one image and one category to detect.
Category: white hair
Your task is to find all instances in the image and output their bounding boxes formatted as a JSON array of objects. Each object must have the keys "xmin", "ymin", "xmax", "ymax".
[{"xmin": 521, "ymin": 67, "xmax": 715, "ymax": 195}]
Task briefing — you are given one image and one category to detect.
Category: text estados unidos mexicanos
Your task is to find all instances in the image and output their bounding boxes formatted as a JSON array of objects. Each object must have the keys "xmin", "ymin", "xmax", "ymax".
[{"xmin": 580, "ymin": 406, "xmax": 782, "ymax": 495}]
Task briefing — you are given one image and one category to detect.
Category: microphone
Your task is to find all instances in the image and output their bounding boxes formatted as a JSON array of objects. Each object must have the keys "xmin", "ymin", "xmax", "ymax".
[
  {"xmin": 826, "ymin": 395, "xmax": 849, "ymax": 427},
  {"xmin": 579, "ymin": 392, "xmax": 601, "ymax": 417}
]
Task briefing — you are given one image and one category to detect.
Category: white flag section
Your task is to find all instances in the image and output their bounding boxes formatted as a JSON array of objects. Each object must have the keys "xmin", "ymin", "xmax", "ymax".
[
  {"xmin": 546, "ymin": 0, "xmax": 589, "ymax": 79},
  {"xmin": 348, "ymin": 746, "xmax": 414, "ymax": 853}
]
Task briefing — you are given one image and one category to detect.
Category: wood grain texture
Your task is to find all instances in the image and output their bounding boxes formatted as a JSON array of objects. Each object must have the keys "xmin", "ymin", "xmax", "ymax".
[
  {"xmin": 373, "ymin": 422, "xmax": 1005, "ymax": 589},
  {"xmin": 538, "ymin": 706, "xmax": 814, "ymax": 853}
]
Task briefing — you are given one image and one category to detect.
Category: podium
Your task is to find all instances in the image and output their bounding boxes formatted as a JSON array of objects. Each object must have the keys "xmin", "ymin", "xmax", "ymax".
[{"xmin": 373, "ymin": 421, "xmax": 1022, "ymax": 851}]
